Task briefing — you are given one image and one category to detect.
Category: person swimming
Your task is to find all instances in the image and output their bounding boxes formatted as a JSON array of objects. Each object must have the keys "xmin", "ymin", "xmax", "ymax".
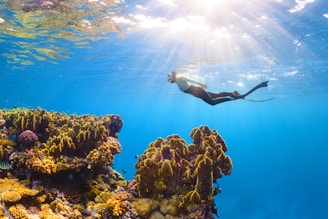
[{"xmin": 167, "ymin": 71, "xmax": 272, "ymax": 105}]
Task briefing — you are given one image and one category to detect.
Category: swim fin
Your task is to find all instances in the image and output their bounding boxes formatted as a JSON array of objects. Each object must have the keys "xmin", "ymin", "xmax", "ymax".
[
  {"xmin": 243, "ymin": 97, "xmax": 274, "ymax": 102},
  {"xmin": 239, "ymin": 81, "xmax": 269, "ymax": 99}
]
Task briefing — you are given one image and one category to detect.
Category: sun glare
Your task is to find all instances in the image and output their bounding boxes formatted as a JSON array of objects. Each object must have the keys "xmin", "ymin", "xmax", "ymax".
[
  {"xmin": 125, "ymin": 0, "xmax": 293, "ymax": 57},
  {"xmin": 112, "ymin": 0, "xmax": 312, "ymax": 84}
]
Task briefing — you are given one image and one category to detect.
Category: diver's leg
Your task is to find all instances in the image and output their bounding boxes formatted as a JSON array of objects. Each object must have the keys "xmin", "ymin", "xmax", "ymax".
[
  {"xmin": 186, "ymin": 86, "xmax": 237, "ymax": 105},
  {"xmin": 185, "ymin": 86, "xmax": 218, "ymax": 105},
  {"xmin": 207, "ymin": 91, "xmax": 234, "ymax": 98},
  {"xmin": 239, "ymin": 81, "xmax": 269, "ymax": 99}
]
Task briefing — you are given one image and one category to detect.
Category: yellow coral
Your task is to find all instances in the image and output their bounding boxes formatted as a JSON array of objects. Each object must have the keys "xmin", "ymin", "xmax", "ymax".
[
  {"xmin": 132, "ymin": 198, "xmax": 158, "ymax": 217},
  {"xmin": 48, "ymin": 133, "xmax": 76, "ymax": 155},
  {"xmin": 0, "ymin": 178, "xmax": 38, "ymax": 203},
  {"xmin": 86, "ymin": 137, "xmax": 122, "ymax": 168},
  {"xmin": 95, "ymin": 191, "xmax": 112, "ymax": 203},
  {"xmin": 39, "ymin": 204, "xmax": 64, "ymax": 219},
  {"xmin": 8, "ymin": 204, "xmax": 29, "ymax": 219},
  {"xmin": 0, "ymin": 139, "xmax": 17, "ymax": 148},
  {"xmin": 160, "ymin": 160, "xmax": 173, "ymax": 177},
  {"xmin": 135, "ymin": 125, "xmax": 233, "ymax": 215},
  {"xmin": 107, "ymin": 199, "xmax": 125, "ymax": 216},
  {"xmin": 1, "ymin": 191, "xmax": 22, "ymax": 202},
  {"xmin": 105, "ymin": 190, "xmax": 131, "ymax": 216},
  {"xmin": 26, "ymin": 156, "xmax": 57, "ymax": 174}
]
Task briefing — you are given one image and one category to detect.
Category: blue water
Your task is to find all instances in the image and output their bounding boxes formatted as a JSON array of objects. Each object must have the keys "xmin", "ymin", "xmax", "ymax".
[{"xmin": 1, "ymin": 0, "xmax": 328, "ymax": 218}]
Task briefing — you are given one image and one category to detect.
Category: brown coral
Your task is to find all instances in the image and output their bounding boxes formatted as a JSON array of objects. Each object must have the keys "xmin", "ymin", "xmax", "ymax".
[
  {"xmin": 134, "ymin": 125, "xmax": 233, "ymax": 215},
  {"xmin": 86, "ymin": 136, "xmax": 122, "ymax": 168},
  {"xmin": 90, "ymin": 189, "xmax": 132, "ymax": 217},
  {"xmin": 1, "ymin": 108, "xmax": 123, "ymax": 177}
]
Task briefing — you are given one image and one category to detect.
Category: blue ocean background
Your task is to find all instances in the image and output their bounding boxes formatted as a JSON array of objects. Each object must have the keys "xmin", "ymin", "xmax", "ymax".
[{"xmin": 1, "ymin": 0, "xmax": 328, "ymax": 218}]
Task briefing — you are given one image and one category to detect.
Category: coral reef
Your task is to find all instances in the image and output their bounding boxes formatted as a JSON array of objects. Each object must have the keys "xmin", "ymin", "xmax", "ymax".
[
  {"xmin": 0, "ymin": 108, "xmax": 126, "ymax": 218},
  {"xmin": 134, "ymin": 125, "xmax": 233, "ymax": 217},
  {"xmin": 0, "ymin": 178, "xmax": 39, "ymax": 203},
  {"xmin": 0, "ymin": 108, "xmax": 232, "ymax": 218}
]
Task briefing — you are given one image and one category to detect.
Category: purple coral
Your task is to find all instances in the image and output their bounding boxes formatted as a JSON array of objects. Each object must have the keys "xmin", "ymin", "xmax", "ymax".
[{"xmin": 17, "ymin": 130, "xmax": 38, "ymax": 147}]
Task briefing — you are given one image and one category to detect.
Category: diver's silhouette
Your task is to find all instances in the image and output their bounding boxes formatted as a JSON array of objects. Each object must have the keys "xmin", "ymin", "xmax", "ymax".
[{"xmin": 167, "ymin": 72, "xmax": 272, "ymax": 105}]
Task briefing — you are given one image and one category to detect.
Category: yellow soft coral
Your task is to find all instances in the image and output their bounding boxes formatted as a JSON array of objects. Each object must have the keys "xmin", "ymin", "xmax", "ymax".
[
  {"xmin": 107, "ymin": 199, "xmax": 125, "ymax": 216},
  {"xmin": 106, "ymin": 190, "xmax": 131, "ymax": 216},
  {"xmin": 26, "ymin": 156, "xmax": 57, "ymax": 174},
  {"xmin": 39, "ymin": 204, "xmax": 64, "ymax": 219},
  {"xmin": 132, "ymin": 198, "xmax": 158, "ymax": 218},
  {"xmin": 0, "ymin": 178, "xmax": 38, "ymax": 203},
  {"xmin": 8, "ymin": 204, "xmax": 29, "ymax": 219},
  {"xmin": 86, "ymin": 137, "xmax": 121, "ymax": 168}
]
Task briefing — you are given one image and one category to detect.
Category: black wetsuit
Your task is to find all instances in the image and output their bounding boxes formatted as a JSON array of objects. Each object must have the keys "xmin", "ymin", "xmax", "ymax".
[{"xmin": 184, "ymin": 81, "xmax": 269, "ymax": 105}]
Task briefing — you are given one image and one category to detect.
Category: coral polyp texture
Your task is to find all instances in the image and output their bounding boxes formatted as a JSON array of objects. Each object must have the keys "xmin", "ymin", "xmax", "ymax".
[{"xmin": 0, "ymin": 108, "xmax": 232, "ymax": 218}]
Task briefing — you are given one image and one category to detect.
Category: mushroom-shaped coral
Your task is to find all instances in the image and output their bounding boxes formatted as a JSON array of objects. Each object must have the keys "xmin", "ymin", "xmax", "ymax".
[{"xmin": 17, "ymin": 129, "xmax": 38, "ymax": 147}]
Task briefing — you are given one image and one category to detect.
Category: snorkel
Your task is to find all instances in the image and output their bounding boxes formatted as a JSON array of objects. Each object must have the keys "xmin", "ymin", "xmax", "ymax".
[{"xmin": 167, "ymin": 71, "xmax": 176, "ymax": 83}]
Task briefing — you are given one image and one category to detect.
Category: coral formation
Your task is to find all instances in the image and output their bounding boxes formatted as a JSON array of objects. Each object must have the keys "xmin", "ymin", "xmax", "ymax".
[
  {"xmin": 0, "ymin": 108, "xmax": 232, "ymax": 218},
  {"xmin": 134, "ymin": 125, "xmax": 233, "ymax": 217},
  {"xmin": 0, "ymin": 178, "xmax": 38, "ymax": 203},
  {"xmin": 8, "ymin": 204, "xmax": 29, "ymax": 219},
  {"xmin": 17, "ymin": 129, "xmax": 38, "ymax": 147}
]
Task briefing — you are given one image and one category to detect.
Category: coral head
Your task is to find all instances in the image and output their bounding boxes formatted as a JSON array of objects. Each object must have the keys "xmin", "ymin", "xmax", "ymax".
[{"xmin": 17, "ymin": 130, "xmax": 38, "ymax": 147}]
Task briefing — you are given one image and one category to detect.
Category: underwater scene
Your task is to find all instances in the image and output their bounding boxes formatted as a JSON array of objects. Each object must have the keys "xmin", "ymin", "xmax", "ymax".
[{"xmin": 0, "ymin": 0, "xmax": 328, "ymax": 218}]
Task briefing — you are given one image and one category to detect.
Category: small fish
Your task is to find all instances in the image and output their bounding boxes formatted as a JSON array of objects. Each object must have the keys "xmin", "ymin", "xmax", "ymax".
[
  {"xmin": 122, "ymin": 169, "xmax": 127, "ymax": 174},
  {"xmin": 9, "ymin": 134, "xmax": 17, "ymax": 141},
  {"xmin": 0, "ymin": 162, "xmax": 11, "ymax": 170},
  {"xmin": 134, "ymin": 154, "xmax": 139, "ymax": 159}
]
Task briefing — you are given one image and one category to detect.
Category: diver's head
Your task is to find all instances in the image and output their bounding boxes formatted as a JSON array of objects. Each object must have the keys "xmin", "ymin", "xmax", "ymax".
[{"xmin": 167, "ymin": 71, "xmax": 176, "ymax": 83}]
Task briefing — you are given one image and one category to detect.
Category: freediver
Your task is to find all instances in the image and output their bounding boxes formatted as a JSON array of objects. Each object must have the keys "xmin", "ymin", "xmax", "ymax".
[{"xmin": 167, "ymin": 71, "xmax": 272, "ymax": 105}]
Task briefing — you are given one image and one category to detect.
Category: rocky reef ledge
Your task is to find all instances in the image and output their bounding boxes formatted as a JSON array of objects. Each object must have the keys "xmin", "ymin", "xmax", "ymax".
[{"xmin": 0, "ymin": 108, "xmax": 232, "ymax": 219}]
